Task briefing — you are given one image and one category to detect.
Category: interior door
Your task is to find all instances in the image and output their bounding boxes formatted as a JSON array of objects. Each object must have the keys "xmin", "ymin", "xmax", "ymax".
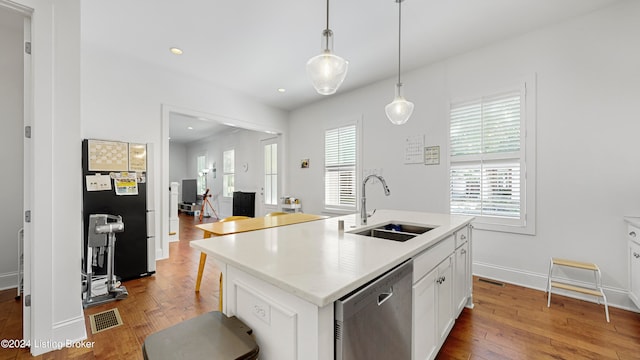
[
  {"xmin": 21, "ymin": 8, "xmax": 32, "ymax": 342},
  {"xmin": 259, "ymin": 137, "xmax": 279, "ymax": 216}
]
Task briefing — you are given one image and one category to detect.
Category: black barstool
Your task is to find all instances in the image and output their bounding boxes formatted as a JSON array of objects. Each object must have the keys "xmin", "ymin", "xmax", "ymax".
[{"xmin": 142, "ymin": 312, "xmax": 259, "ymax": 360}]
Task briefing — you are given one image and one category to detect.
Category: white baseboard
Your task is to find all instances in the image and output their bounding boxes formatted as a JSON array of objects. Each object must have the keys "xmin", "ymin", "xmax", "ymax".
[
  {"xmin": 156, "ymin": 248, "xmax": 168, "ymax": 261},
  {"xmin": 0, "ymin": 271, "xmax": 18, "ymax": 291},
  {"xmin": 473, "ymin": 261, "xmax": 639, "ymax": 313}
]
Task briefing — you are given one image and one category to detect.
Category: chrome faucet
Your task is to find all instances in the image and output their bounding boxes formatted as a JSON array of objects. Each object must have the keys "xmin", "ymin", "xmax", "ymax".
[{"xmin": 361, "ymin": 175, "xmax": 390, "ymax": 225}]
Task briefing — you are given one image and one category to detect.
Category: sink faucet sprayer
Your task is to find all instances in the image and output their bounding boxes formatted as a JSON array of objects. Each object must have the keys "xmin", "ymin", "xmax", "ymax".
[{"xmin": 361, "ymin": 175, "xmax": 390, "ymax": 225}]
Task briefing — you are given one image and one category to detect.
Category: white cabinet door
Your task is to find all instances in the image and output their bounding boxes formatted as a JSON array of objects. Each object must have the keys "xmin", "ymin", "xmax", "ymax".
[
  {"xmin": 413, "ymin": 267, "xmax": 438, "ymax": 360},
  {"xmin": 413, "ymin": 256, "xmax": 454, "ymax": 360},
  {"xmin": 436, "ymin": 257, "xmax": 454, "ymax": 342},
  {"xmin": 412, "ymin": 227, "xmax": 472, "ymax": 360},
  {"xmin": 454, "ymin": 241, "xmax": 469, "ymax": 317},
  {"xmin": 629, "ymin": 240, "xmax": 640, "ymax": 308}
]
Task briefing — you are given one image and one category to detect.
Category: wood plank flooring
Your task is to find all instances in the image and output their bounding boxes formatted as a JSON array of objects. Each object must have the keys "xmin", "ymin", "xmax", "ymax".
[
  {"xmin": 439, "ymin": 278, "xmax": 640, "ymax": 360},
  {"xmin": 1, "ymin": 213, "xmax": 639, "ymax": 359}
]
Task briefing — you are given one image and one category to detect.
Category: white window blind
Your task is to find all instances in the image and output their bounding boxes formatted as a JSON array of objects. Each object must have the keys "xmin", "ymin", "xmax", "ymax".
[
  {"xmin": 450, "ymin": 91, "xmax": 524, "ymax": 224},
  {"xmin": 325, "ymin": 125, "xmax": 356, "ymax": 210}
]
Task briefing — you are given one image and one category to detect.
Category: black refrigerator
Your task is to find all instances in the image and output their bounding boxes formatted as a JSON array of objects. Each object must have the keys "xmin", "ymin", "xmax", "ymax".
[{"xmin": 81, "ymin": 139, "xmax": 154, "ymax": 281}]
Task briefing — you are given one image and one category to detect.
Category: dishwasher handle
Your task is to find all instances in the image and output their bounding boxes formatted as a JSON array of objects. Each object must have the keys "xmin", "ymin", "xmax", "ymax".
[{"xmin": 377, "ymin": 286, "xmax": 394, "ymax": 306}]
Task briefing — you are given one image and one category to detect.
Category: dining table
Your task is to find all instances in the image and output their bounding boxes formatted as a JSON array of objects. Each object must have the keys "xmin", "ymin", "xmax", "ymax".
[
  {"xmin": 193, "ymin": 212, "xmax": 328, "ymax": 305},
  {"xmin": 195, "ymin": 212, "xmax": 327, "ymax": 238}
]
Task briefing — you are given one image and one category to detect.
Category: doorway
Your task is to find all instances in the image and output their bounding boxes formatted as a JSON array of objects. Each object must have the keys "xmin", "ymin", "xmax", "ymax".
[
  {"xmin": 0, "ymin": 1, "xmax": 31, "ymax": 342},
  {"xmin": 259, "ymin": 137, "xmax": 280, "ymax": 216},
  {"xmin": 160, "ymin": 105, "xmax": 283, "ymax": 260}
]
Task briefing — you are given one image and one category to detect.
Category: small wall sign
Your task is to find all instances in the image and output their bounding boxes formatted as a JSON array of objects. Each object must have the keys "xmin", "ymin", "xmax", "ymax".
[{"xmin": 424, "ymin": 146, "xmax": 440, "ymax": 165}]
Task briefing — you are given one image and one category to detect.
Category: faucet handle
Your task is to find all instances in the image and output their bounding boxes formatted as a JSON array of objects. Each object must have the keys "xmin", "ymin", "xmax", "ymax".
[{"xmin": 368, "ymin": 209, "xmax": 377, "ymax": 218}]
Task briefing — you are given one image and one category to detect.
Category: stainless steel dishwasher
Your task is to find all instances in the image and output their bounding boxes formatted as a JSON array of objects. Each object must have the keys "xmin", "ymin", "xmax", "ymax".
[{"xmin": 335, "ymin": 259, "xmax": 413, "ymax": 360}]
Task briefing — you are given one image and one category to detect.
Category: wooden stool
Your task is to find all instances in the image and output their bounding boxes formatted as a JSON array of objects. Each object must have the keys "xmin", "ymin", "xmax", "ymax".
[{"xmin": 546, "ymin": 257, "xmax": 609, "ymax": 322}]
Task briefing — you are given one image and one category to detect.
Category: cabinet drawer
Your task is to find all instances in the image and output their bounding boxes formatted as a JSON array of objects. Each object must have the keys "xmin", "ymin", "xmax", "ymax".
[
  {"xmin": 628, "ymin": 225, "xmax": 640, "ymax": 245},
  {"xmin": 413, "ymin": 235, "xmax": 455, "ymax": 283},
  {"xmin": 455, "ymin": 227, "xmax": 469, "ymax": 248}
]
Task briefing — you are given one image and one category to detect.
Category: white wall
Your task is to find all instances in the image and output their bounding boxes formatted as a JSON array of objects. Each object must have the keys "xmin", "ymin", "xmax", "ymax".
[
  {"xmin": 288, "ymin": 1, "xmax": 640, "ymax": 309},
  {"xmin": 169, "ymin": 142, "xmax": 188, "ymax": 202},
  {"xmin": 0, "ymin": 8, "xmax": 24, "ymax": 290},
  {"xmin": 186, "ymin": 128, "xmax": 278, "ymax": 218}
]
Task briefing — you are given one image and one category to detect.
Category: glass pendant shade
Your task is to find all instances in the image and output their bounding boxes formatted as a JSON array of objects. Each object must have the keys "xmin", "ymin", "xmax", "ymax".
[
  {"xmin": 385, "ymin": 84, "xmax": 414, "ymax": 125},
  {"xmin": 307, "ymin": 28, "xmax": 348, "ymax": 95},
  {"xmin": 306, "ymin": 50, "xmax": 349, "ymax": 95},
  {"xmin": 386, "ymin": 0, "xmax": 413, "ymax": 125}
]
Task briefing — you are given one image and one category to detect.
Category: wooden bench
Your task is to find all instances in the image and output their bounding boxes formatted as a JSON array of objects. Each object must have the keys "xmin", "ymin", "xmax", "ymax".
[{"xmin": 546, "ymin": 258, "xmax": 609, "ymax": 322}]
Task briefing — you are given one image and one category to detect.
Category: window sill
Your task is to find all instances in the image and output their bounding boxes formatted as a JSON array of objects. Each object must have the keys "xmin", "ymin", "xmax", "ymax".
[
  {"xmin": 472, "ymin": 220, "xmax": 535, "ymax": 236},
  {"xmin": 323, "ymin": 208, "xmax": 356, "ymax": 217}
]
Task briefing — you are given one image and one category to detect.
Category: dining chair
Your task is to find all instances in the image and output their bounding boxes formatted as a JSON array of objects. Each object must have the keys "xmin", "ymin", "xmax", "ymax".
[
  {"xmin": 265, "ymin": 212, "xmax": 288, "ymax": 217},
  {"xmin": 195, "ymin": 216, "xmax": 251, "ymax": 308}
]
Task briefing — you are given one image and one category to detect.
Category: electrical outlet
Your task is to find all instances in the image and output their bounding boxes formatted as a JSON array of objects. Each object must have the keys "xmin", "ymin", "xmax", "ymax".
[{"xmin": 252, "ymin": 303, "xmax": 271, "ymax": 325}]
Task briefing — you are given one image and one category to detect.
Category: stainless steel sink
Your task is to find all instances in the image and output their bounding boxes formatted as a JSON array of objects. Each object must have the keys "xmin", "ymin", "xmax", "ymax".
[{"xmin": 354, "ymin": 222, "xmax": 434, "ymax": 242}]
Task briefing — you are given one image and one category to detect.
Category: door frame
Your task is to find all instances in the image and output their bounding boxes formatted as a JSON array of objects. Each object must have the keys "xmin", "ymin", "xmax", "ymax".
[
  {"xmin": 259, "ymin": 136, "xmax": 281, "ymax": 216},
  {"xmin": 160, "ymin": 104, "xmax": 283, "ymax": 259},
  {"xmin": 0, "ymin": 0, "xmax": 33, "ymax": 342}
]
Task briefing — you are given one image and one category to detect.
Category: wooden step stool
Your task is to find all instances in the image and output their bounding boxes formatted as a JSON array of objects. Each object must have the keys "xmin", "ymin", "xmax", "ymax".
[{"xmin": 546, "ymin": 258, "xmax": 609, "ymax": 322}]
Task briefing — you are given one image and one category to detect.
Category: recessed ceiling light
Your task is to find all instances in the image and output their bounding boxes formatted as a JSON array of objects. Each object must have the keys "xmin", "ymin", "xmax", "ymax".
[
  {"xmin": 277, "ymin": 88, "xmax": 286, "ymax": 93},
  {"xmin": 170, "ymin": 47, "xmax": 183, "ymax": 55},
  {"xmin": 187, "ymin": 126, "xmax": 193, "ymax": 130}
]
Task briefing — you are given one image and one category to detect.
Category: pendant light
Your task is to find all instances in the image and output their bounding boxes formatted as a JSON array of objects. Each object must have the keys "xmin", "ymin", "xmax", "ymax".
[
  {"xmin": 306, "ymin": 0, "xmax": 349, "ymax": 95},
  {"xmin": 385, "ymin": 0, "xmax": 414, "ymax": 125}
]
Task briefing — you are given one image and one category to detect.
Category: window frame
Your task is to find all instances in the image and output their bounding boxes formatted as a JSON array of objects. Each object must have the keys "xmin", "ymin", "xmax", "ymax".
[
  {"xmin": 324, "ymin": 119, "xmax": 360, "ymax": 214},
  {"xmin": 448, "ymin": 77, "xmax": 536, "ymax": 235},
  {"xmin": 222, "ymin": 148, "xmax": 235, "ymax": 198},
  {"xmin": 196, "ymin": 155, "xmax": 207, "ymax": 196},
  {"xmin": 263, "ymin": 140, "xmax": 278, "ymax": 206}
]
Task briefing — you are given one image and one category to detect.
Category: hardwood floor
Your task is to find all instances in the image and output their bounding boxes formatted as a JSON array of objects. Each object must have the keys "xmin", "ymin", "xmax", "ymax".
[
  {"xmin": 1, "ymin": 213, "xmax": 639, "ymax": 359},
  {"xmin": 439, "ymin": 278, "xmax": 640, "ymax": 360}
]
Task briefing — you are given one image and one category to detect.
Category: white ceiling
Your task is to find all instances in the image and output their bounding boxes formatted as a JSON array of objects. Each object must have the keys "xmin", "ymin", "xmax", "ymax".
[
  {"xmin": 81, "ymin": 0, "xmax": 622, "ymax": 142},
  {"xmin": 168, "ymin": 113, "xmax": 232, "ymax": 144}
]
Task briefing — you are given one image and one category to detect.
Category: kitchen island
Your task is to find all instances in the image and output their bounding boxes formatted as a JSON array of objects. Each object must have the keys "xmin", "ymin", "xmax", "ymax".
[{"xmin": 191, "ymin": 210, "xmax": 474, "ymax": 360}]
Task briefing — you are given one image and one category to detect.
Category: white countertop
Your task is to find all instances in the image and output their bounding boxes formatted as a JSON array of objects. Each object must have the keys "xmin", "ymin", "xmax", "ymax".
[
  {"xmin": 624, "ymin": 216, "xmax": 640, "ymax": 228},
  {"xmin": 190, "ymin": 209, "xmax": 474, "ymax": 307}
]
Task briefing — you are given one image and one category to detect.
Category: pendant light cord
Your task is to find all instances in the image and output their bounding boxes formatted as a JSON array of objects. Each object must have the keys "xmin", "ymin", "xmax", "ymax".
[
  {"xmin": 325, "ymin": 0, "xmax": 330, "ymax": 50},
  {"xmin": 397, "ymin": 0, "xmax": 402, "ymax": 86},
  {"xmin": 326, "ymin": 0, "xmax": 330, "ymax": 31}
]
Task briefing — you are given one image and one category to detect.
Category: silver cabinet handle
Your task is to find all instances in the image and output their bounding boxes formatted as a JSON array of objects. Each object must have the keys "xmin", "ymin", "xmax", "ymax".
[
  {"xmin": 634, "ymin": 252, "xmax": 640, "ymax": 259},
  {"xmin": 436, "ymin": 276, "xmax": 446, "ymax": 284},
  {"xmin": 461, "ymin": 248, "xmax": 467, "ymax": 255},
  {"xmin": 460, "ymin": 234, "xmax": 466, "ymax": 240},
  {"xmin": 630, "ymin": 231, "xmax": 637, "ymax": 238}
]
